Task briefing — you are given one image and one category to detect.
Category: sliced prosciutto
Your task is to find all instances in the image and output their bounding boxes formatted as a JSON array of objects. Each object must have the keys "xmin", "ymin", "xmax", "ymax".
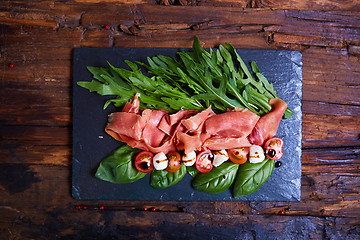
[
  {"xmin": 168, "ymin": 109, "xmax": 199, "ymax": 126},
  {"xmin": 141, "ymin": 109, "xmax": 168, "ymax": 148},
  {"xmin": 175, "ymin": 132, "xmax": 211, "ymax": 154},
  {"xmin": 205, "ymin": 108, "xmax": 259, "ymax": 138},
  {"xmin": 181, "ymin": 107, "xmax": 215, "ymax": 133},
  {"xmin": 158, "ymin": 109, "xmax": 198, "ymax": 136},
  {"xmin": 122, "ymin": 93, "xmax": 140, "ymax": 114},
  {"xmin": 105, "ymin": 94, "xmax": 287, "ymax": 155},
  {"xmin": 202, "ymin": 137, "xmax": 252, "ymax": 150},
  {"xmin": 105, "ymin": 112, "xmax": 147, "ymax": 141},
  {"xmin": 105, "ymin": 94, "xmax": 175, "ymax": 154},
  {"xmin": 248, "ymin": 98, "xmax": 288, "ymax": 146}
]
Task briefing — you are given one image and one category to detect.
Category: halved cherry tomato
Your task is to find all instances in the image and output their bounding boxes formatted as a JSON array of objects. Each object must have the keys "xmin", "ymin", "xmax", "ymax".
[
  {"xmin": 195, "ymin": 150, "xmax": 213, "ymax": 173},
  {"xmin": 135, "ymin": 151, "xmax": 154, "ymax": 173},
  {"xmin": 166, "ymin": 152, "xmax": 181, "ymax": 173},
  {"xmin": 227, "ymin": 148, "xmax": 249, "ymax": 164},
  {"xmin": 264, "ymin": 137, "xmax": 284, "ymax": 160}
]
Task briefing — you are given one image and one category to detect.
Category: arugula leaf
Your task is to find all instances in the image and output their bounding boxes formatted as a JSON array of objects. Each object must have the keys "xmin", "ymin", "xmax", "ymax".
[
  {"xmin": 251, "ymin": 61, "xmax": 277, "ymax": 98},
  {"xmin": 78, "ymin": 62, "xmax": 202, "ymax": 112},
  {"xmin": 176, "ymin": 67, "xmax": 205, "ymax": 94},
  {"xmin": 77, "ymin": 80, "xmax": 118, "ymax": 96},
  {"xmin": 251, "ymin": 61, "xmax": 294, "ymax": 118},
  {"xmin": 177, "ymin": 51, "xmax": 243, "ymax": 111},
  {"xmin": 78, "ymin": 36, "xmax": 293, "ymax": 118}
]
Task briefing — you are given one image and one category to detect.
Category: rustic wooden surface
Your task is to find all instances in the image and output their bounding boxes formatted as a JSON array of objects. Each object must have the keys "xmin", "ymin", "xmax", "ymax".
[{"xmin": 1, "ymin": 0, "xmax": 359, "ymax": 239}]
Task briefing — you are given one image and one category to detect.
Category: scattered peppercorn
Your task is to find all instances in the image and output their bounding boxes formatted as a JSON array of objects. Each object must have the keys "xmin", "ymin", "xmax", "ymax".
[{"xmin": 275, "ymin": 161, "xmax": 282, "ymax": 168}]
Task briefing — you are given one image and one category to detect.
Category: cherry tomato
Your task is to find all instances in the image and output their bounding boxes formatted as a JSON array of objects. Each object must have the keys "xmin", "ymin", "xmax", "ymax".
[
  {"xmin": 135, "ymin": 151, "xmax": 154, "ymax": 173},
  {"xmin": 195, "ymin": 150, "xmax": 213, "ymax": 173},
  {"xmin": 227, "ymin": 148, "xmax": 249, "ymax": 164},
  {"xmin": 166, "ymin": 152, "xmax": 181, "ymax": 173},
  {"xmin": 264, "ymin": 137, "xmax": 284, "ymax": 160}
]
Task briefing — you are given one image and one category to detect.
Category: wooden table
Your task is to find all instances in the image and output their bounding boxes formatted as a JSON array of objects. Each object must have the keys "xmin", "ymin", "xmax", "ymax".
[{"xmin": 1, "ymin": 1, "xmax": 359, "ymax": 239}]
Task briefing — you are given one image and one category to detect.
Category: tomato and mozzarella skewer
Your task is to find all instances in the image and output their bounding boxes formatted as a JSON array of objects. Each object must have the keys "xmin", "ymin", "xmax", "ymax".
[{"xmin": 135, "ymin": 136, "xmax": 284, "ymax": 173}]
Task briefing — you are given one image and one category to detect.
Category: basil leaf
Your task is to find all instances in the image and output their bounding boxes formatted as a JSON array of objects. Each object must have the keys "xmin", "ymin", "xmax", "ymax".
[
  {"xmin": 186, "ymin": 165, "xmax": 199, "ymax": 178},
  {"xmin": 233, "ymin": 159, "xmax": 275, "ymax": 198},
  {"xmin": 95, "ymin": 145, "xmax": 146, "ymax": 184},
  {"xmin": 192, "ymin": 162, "xmax": 239, "ymax": 194},
  {"xmin": 150, "ymin": 163, "xmax": 186, "ymax": 189}
]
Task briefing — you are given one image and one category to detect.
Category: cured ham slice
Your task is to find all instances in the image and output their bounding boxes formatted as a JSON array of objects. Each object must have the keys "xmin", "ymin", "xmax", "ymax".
[
  {"xmin": 141, "ymin": 109, "xmax": 168, "ymax": 148},
  {"xmin": 175, "ymin": 132, "xmax": 203, "ymax": 154},
  {"xmin": 106, "ymin": 93, "xmax": 144, "ymax": 141},
  {"xmin": 122, "ymin": 93, "xmax": 140, "ymax": 113},
  {"xmin": 117, "ymin": 134, "xmax": 148, "ymax": 150},
  {"xmin": 105, "ymin": 112, "xmax": 147, "ymax": 141},
  {"xmin": 105, "ymin": 94, "xmax": 287, "ymax": 155},
  {"xmin": 176, "ymin": 132, "xmax": 211, "ymax": 154},
  {"xmin": 205, "ymin": 108, "xmax": 259, "ymax": 138},
  {"xmin": 202, "ymin": 137, "xmax": 252, "ymax": 150},
  {"xmin": 144, "ymin": 138, "xmax": 177, "ymax": 154},
  {"xmin": 176, "ymin": 108, "xmax": 258, "ymax": 154},
  {"xmin": 169, "ymin": 109, "xmax": 198, "ymax": 125},
  {"xmin": 181, "ymin": 107, "xmax": 215, "ymax": 133},
  {"xmin": 248, "ymin": 98, "xmax": 288, "ymax": 146},
  {"xmin": 158, "ymin": 109, "xmax": 198, "ymax": 136}
]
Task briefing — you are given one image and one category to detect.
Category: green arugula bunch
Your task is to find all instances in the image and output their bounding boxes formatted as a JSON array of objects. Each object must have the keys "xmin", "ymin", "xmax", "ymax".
[{"xmin": 78, "ymin": 36, "xmax": 293, "ymax": 118}]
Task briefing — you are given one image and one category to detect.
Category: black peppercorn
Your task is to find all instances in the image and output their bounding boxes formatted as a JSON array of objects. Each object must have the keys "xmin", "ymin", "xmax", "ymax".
[{"xmin": 275, "ymin": 161, "xmax": 282, "ymax": 168}]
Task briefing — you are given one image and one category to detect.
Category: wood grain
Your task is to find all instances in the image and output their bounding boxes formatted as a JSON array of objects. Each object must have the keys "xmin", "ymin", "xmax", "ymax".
[
  {"xmin": 0, "ymin": 162, "xmax": 358, "ymax": 215},
  {"xmin": 0, "ymin": 163, "xmax": 358, "ymax": 238},
  {"xmin": 261, "ymin": 0, "xmax": 360, "ymax": 11},
  {"xmin": 0, "ymin": 0, "xmax": 359, "ymax": 239}
]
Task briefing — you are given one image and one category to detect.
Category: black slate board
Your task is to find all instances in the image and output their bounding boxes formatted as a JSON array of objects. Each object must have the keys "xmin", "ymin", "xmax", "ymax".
[{"xmin": 72, "ymin": 47, "xmax": 302, "ymax": 201}]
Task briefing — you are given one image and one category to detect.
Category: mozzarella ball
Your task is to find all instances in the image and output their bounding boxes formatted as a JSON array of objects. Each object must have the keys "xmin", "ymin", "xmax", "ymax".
[
  {"xmin": 153, "ymin": 152, "xmax": 168, "ymax": 170},
  {"xmin": 249, "ymin": 145, "xmax": 265, "ymax": 164},
  {"xmin": 182, "ymin": 151, "xmax": 196, "ymax": 166},
  {"xmin": 213, "ymin": 150, "xmax": 229, "ymax": 167}
]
